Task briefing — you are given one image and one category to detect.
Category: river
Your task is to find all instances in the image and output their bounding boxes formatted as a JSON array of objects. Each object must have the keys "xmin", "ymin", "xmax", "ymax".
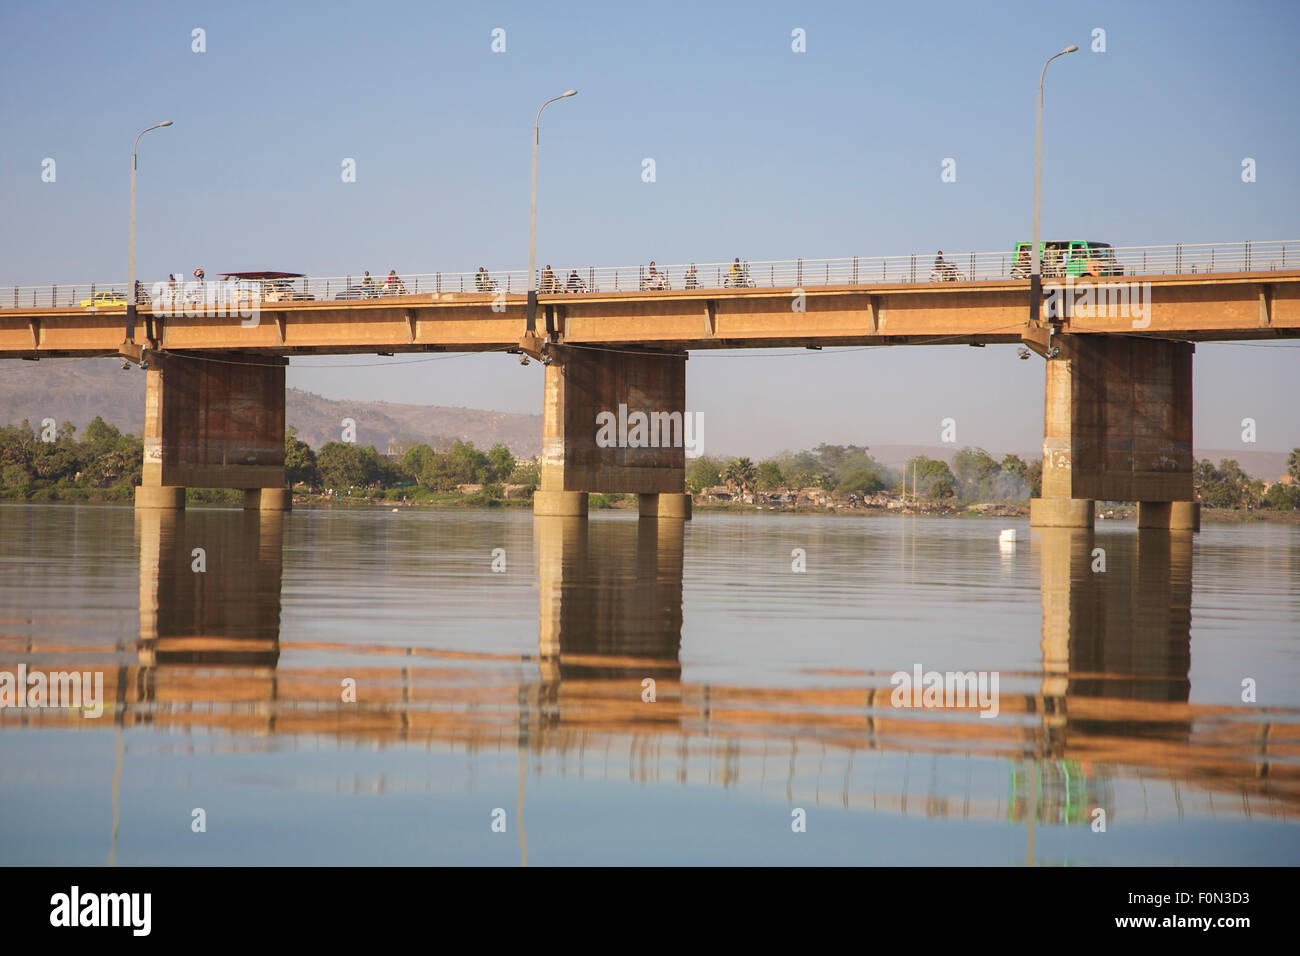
[{"xmin": 0, "ymin": 503, "xmax": 1296, "ymax": 865}]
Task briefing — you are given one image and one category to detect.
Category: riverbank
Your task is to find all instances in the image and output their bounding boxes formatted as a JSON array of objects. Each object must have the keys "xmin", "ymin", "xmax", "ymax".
[{"xmin": 4, "ymin": 488, "xmax": 1299, "ymax": 523}]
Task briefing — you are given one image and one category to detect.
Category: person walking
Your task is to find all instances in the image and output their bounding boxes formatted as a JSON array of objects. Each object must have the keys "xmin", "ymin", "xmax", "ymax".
[{"xmin": 684, "ymin": 263, "xmax": 697, "ymax": 290}]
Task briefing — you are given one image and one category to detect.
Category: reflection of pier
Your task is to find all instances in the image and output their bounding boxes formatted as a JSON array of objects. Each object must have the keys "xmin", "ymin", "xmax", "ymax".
[
  {"xmin": 535, "ymin": 516, "xmax": 682, "ymax": 681},
  {"xmin": 137, "ymin": 508, "xmax": 283, "ymax": 668},
  {"xmin": 1038, "ymin": 528, "xmax": 1193, "ymax": 757},
  {"xmin": 1, "ymin": 511, "xmax": 1296, "ymax": 825}
]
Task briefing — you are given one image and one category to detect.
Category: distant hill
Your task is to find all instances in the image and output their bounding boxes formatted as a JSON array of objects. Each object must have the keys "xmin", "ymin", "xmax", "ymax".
[{"xmin": 0, "ymin": 357, "xmax": 543, "ymax": 457}]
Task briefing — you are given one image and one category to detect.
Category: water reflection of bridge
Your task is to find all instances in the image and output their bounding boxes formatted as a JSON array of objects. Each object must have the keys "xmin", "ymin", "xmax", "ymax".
[{"xmin": 3, "ymin": 510, "xmax": 1297, "ymax": 825}]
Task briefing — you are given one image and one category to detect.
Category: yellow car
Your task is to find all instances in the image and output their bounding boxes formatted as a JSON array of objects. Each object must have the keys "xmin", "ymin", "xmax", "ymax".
[{"xmin": 79, "ymin": 291, "xmax": 128, "ymax": 308}]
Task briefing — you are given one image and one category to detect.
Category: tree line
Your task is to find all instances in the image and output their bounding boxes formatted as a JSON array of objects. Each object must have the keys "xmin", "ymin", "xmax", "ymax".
[
  {"xmin": 0, "ymin": 417, "xmax": 143, "ymax": 499},
  {"xmin": 285, "ymin": 428, "xmax": 538, "ymax": 494},
  {"xmin": 1196, "ymin": 454, "xmax": 1300, "ymax": 511},
  {"xmin": 2, "ymin": 420, "xmax": 1298, "ymax": 512},
  {"xmin": 686, "ymin": 444, "xmax": 1043, "ymax": 503}
]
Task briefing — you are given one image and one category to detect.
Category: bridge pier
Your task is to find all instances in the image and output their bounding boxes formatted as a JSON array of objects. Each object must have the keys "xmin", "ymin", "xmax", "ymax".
[
  {"xmin": 133, "ymin": 352, "xmax": 289, "ymax": 511},
  {"xmin": 1029, "ymin": 335, "xmax": 1195, "ymax": 530},
  {"xmin": 535, "ymin": 345, "xmax": 691, "ymax": 519}
]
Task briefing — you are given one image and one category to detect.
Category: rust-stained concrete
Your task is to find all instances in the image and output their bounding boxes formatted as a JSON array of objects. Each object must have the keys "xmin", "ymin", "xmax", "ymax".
[
  {"xmin": 539, "ymin": 345, "xmax": 687, "ymax": 498},
  {"xmin": 137, "ymin": 351, "xmax": 285, "ymax": 501},
  {"xmin": 1032, "ymin": 335, "xmax": 1195, "ymax": 529}
]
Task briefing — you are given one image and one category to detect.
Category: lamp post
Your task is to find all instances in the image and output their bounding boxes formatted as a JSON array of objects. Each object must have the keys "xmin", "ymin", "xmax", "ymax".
[
  {"xmin": 127, "ymin": 120, "xmax": 173, "ymax": 347},
  {"xmin": 1030, "ymin": 46, "xmax": 1077, "ymax": 325},
  {"xmin": 527, "ymin": 90, "xmax": 577, "ymax": 333}
]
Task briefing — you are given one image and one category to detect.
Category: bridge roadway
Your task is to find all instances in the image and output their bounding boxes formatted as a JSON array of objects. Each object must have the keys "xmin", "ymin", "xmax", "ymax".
[
  {"xmin": 2, "ymin": 271, "xmax": 1299, "ymax": 356},
  {"xmin": 1, "ymin": 269, "xmax": 1298, "ymax": 530}
]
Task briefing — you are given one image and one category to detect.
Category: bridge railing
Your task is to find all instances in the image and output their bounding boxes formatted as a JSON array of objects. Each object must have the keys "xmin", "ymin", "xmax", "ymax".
[{"xmin": 3, "ymin": 240, "xmax": 1294, "ymax": 310}]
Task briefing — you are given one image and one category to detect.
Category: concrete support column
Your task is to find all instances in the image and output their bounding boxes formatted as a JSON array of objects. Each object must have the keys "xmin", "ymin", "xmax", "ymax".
[
  {"xmin": 535, "ymin": 490, "xmax": 589, "ymax": 517},
  {"xmin": 1137, "ymin": 500, "xmax": 1200, "ymax": 532},
  {"xmin": 536, "ymin": 345, "xmax": 688, "ymax": 516},
  {"xmin": 1029, "ymin": 497, "xmax": 1094, "ymax": 528},
  {"xmin": 1030, "ymin": 335, "xmax": 1194, "ymax": 529},
  {"xmin": 245, "ymin": 488, "xmax": 292, "ymax": 511},
  {"xmin": 1031, "ymin": 343, "xmax": 1092, "ymax": 527},
  {"xmin": 136, "ymin": 365, "xmax": 186, "ymax": 508},
  {"xmin": 135, "ymin": 484, "xmax": 185, "ymax": 510},
  {"xmin": 134, "ymin": 352, "xmax": 287, "ymax": 509},
  {"xmin": 640, "ymin": 492, "xmax": 692, "ymax": 519}
]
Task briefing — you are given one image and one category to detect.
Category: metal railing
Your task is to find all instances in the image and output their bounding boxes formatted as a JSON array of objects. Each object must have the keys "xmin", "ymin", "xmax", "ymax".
[{"xmin": 3, "ymin": 240, "xmax": 1294, "ymax": 310}]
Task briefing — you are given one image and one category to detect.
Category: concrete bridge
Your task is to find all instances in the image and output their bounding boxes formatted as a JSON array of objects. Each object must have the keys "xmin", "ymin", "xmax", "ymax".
[{"xmin": 3, "ymin": 242, "xmax": 1298, "ymax": 529}]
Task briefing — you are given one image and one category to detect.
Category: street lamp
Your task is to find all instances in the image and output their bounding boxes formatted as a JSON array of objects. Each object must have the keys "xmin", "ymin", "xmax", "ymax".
[
  {"xmin": 127, "ymin": 120, "xmax": 173, "ymax": 347},
  {"xmin": 527, "ymin": 90, "xmax": 577, "ymax": 333},
  {"xmin": 1029, "ymin": 46, "xmax": 1077, "ymax": 325}
]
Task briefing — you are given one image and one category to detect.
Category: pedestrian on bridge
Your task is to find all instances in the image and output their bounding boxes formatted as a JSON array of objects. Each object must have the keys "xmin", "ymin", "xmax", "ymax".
[{"xmin": 684, "ymin": 263, "xmax": 698, "ymax": 290}]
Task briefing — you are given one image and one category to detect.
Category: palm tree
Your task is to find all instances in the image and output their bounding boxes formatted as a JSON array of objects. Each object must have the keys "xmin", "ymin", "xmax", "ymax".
[{"xmin": 724, "ymin": 457, "xmax": 757, "ymax": 503}]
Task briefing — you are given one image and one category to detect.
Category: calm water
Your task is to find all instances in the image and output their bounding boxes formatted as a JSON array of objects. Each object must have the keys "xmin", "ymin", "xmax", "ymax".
[{"xmin": 0, "ymin": 503, "xmax": 1297, "ymax": 865}]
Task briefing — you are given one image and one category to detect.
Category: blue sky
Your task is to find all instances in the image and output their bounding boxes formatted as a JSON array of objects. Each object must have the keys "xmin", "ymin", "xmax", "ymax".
[{"xmin": 2, "ymin": 0, "xmax": 1297, "ymax": 456}]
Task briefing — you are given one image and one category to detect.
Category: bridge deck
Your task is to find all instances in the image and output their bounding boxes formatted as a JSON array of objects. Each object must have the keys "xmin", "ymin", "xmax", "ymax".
[{"xmin": 2, "ymin": 271, "xmax": 1298, "ymax": 357}]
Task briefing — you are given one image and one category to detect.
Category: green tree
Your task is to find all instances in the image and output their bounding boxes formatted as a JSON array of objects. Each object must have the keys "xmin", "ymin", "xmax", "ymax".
[
  {"xmin": 931, "ymin": 479, "xmax": 955, "ymax": 500},
  {"xmin": 402, "ymin": 443, "xmax": 436, "ymax": 482},
  {"xmin": 508, "ymin": 460, "xmax": 540, "ymax": 488},
  {"xmin": 951, "ymin": 447, "xmax": 1000, "ymax": 500},
  {"xmin": 486, "ymin": 443, "xmax": 516, "ymax": 483},
  {"xmin": 31, "ymin": 441, "xmax": 78, "ymax": 482},
  {"xmin": 372, "ymin": 451, "xmax": 403, "ymax": 487},
  {"xmin": 1000, "ymin": 454, "xmax": 1028, "ymax": 480},
  {"xmin": 420, "ymin": 454, "xmax": 460, "ymax": 491},
  {"xmin": 284, "ymin": 426, "xmax": 319, "ymax": 487},
  {"xmin": 771, "ymin": 450, "xmax": 821, "ymax": 489},
  {"xmin": 446, "ymin": 441, "xmax": 490, "ymax": 484},
  {"xmin": 80, "ymin": 417, "xmax": 121, "ymax": 457},
  {"xmin": 837, "ymin": 468, "xmax": 884, "ymax": 496},
  {"xmin": 1265, "ymin": 482, "xmax": 1300, "ymax": 511},
  {"xmin": 756, "ymin": 460, "xmax": 786, "ymax": 490},
  {"xmin": 904, "ymin": 456, "xmax": 956, "ymax": 496},
  {"xmin": 1201, "ymin": 480, "xmax": 1237, "ymax": 509},
  {"xmin": 1288, "ymin": 448, "xmax": 1300, "ymax": 482},
  {"xmin": 77, "ymin": 421, "xmax": 141, "ymax": 488},
  {"xmin": 723, "ymin": 457, "xmax": 757, "ymax": 501},
  {"xmin": 685, "ymin": 455, "xmax": 724, "ymax": 494},
  {"xmin": 317, "ymin": 442, "xmax": 374, "ymax": 490},
  {"xmin": 2, "ymin": 463, "xmax": 32, "ymax": 492}
]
